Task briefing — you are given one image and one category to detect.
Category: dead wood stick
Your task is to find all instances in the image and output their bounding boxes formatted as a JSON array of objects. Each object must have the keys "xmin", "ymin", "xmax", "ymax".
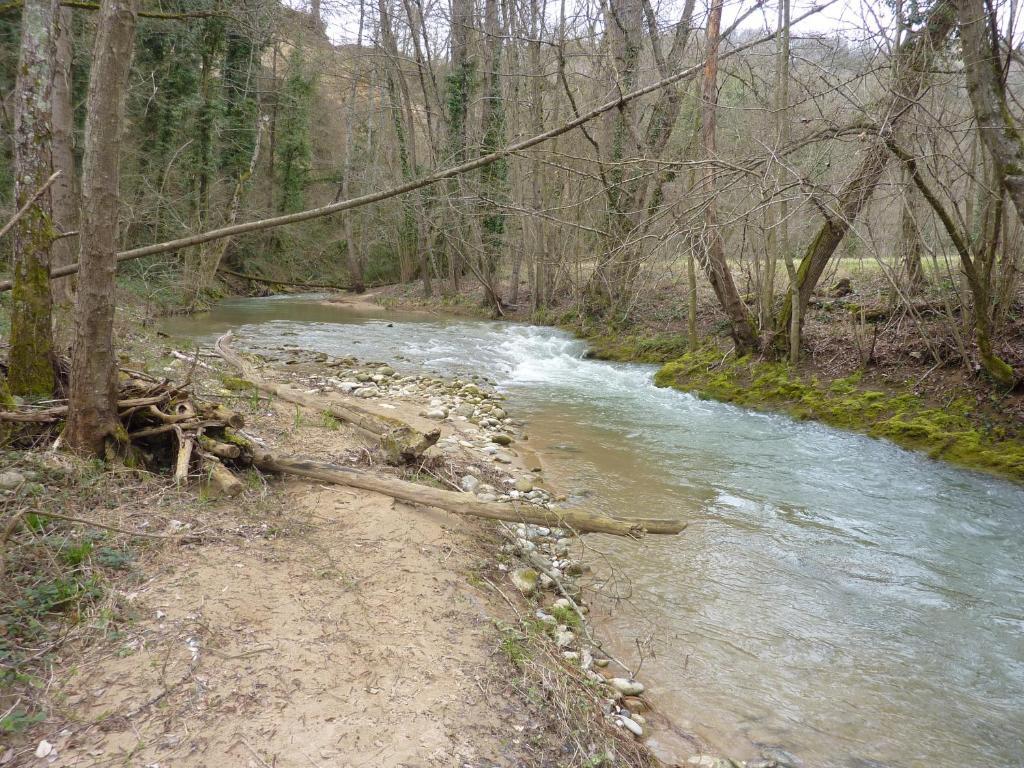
[
  {"xmin": 253, "ymin": 455, "xmax": 686, "ymax": 537},
  {"xmin": 198, "ymin": 434, "xmax": 242, "ymax": 460},
  {"xmin": 129, "ymin": 419, "xmax": 224, "ymax": 440},
  {"xmin": 1, "ymin": 393, "xmax": 175, "ymax": 423},
  {"xmin": 200, "ymin": 455, "xmax": 244, "ymax": 498},
  {"xmin": 0, "ymin": 170, "xmax": 61, "ymax": 241},
  {"xmin": 173, "ymin": 426, "xmax": 194, "ymax": 486}
]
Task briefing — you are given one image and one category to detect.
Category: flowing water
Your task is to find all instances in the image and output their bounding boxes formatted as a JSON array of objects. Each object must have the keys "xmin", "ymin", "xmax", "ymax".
[{"xmin": 164, "ymin": 296, "xmax": 1024, "ymax": 768}]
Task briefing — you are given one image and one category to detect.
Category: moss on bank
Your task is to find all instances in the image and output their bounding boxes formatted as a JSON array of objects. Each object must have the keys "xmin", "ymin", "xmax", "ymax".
[{"xmin": 653, "ymin": 348, "xmax": 1024, "ymax": 483}]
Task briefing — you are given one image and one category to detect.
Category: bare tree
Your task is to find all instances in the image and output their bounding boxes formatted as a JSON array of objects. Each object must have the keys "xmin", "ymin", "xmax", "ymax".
[{"xmin": 65, "ymin": 0, "xmax": 140, "ymax": 455}]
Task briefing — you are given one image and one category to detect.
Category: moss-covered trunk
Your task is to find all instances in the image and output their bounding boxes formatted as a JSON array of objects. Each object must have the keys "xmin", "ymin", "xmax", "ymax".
[{"xmin": 9, "ymin": 0, "xmax": 58, "ymax": 398}]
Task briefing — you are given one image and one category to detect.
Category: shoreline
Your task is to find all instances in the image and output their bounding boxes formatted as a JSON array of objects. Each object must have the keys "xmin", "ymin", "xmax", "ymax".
[
  {"xmin": 1, "ymin": 316, "xmax": 693, "ymax": 767},
  {"xmin": 352, "ymin": 285, "xmax": 1024, "ymax": 486}
]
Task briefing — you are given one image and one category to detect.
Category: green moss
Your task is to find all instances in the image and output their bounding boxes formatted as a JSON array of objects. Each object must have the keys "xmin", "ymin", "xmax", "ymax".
[
  {"xmin": 654, "ymin": 349, "xmax": 1024, "ymax": 483},
  {"xmin": 220, "ymin": 376, "xmax": 256, "ymax": 392}
]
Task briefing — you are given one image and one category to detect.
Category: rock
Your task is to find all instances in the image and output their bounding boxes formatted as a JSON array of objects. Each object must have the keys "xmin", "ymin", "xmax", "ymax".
[
  {"xmin": 829, "ymin": 277, "xmax": 853, "ymax": 297},
  {"xmin": 355, "ymin": 372, "xmax": 372, "ymax": 382},
  {"xmin": 535, "ymin": 610, "xmax": 556, "ymax": 624},
  {"xmin": 424, "ymin": 407, "xmax": 448, "ymax": 420},
  {"xmin": 459, "ymin": 475, "xmax": 480, "ymax": 493},
  {"xmin": 493, "ymin": 452, "xmax": 513, "ymax": 464},
  {"xmin": 491, "ymin": 433, "xmax": 513, "ymax": 446},
  {"xmin": 617, "ymin": 716, "xmax": 643, "ymax": 737},
  {"xmin": 609, "ymin": 678, "xmax": 645, "ymax": 696},
  {"xmin": 622, "ymin": 695, "xmax": 648, "ymax": 712},
  {"xmin": 377, "ymin": 365, "xmax": 395, "ymax": 377},
  {"xmin": 759, "ymin": 747, "xmax": 801, "ymax": 768},
  {"xmin": 594, "ymin": 658, "xmax": 609, "ymax": 668},
  {"xmin": 514, "ymin": 477, "xmax": 534, "ymax": 493},
  {"xmin": 561, "ymin": 651, "xmax": 579, "ymax": 661},
  {"xmin": 354, "ymin": 387, "xmax": 377, "ymax": 398},
  {"xmin": 687, "ymin": 757, "xmax": 717, "ymax": 768},
  {"xmin": 554, "ymin": 629, "xmax": 575, "ymax": 648},
  {"xmin": 0, "ymin": 471, "xmax": 26, "ymax": 490},
  {"xmin": 510, "ymin": 568, "xmax": 538, "ymax": 595},
  {"xmin": 552, "ymin": 597, "xmax": 571, "ymax": 610}
]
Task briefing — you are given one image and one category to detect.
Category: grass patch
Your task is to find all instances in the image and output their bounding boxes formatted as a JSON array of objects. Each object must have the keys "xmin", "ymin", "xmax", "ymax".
[{"xmin": 654, "ymin": 348, "xmax": 1024, "ymax": 483}]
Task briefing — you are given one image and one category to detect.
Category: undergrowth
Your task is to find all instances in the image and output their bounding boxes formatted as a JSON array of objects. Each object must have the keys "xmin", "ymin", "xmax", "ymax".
[{"xmin": 0, "ymin": 451, "xmax": 191, "ymax": 736}]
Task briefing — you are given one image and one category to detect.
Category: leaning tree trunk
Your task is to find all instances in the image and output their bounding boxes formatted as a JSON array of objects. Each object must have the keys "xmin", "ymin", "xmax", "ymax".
[
  {"xmin": 774, "ymin": 0, "xmax": 956, "ymax": 341},
  {"xmin": 65, "ymin": 0, "xmax": 140, "ymax": 456},
  {"xmin": 699, "ymin": 0, "xmax": 758, "ymax": 353},
  {"xmin": 8, "ymin": 0, "xmax": 58, "ymax": 397}
]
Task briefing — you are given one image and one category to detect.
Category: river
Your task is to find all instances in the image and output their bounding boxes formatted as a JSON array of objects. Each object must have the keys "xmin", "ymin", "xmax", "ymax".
[{"xmin": 163, "ymin": 295, "xmax": 1024, "ymax": 768}]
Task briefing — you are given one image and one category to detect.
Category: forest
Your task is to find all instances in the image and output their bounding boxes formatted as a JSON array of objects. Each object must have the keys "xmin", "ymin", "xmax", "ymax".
[
  {"xmin": 1, "ymin": 0, "xmax": 1024, "ymax": 765},
  {"xmin": 1, "ymin": 0, "xmax": 1023, "ymax": 432}
]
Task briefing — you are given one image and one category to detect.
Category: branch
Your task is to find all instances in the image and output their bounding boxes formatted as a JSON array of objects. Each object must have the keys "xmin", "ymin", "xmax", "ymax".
[
  {"xmin": 0, "ymin": 171, "xmax": 61, "ymax": 242},
  {"xmin": 0, "ymin": 1, "xmax": 835, "ymax": 294}
]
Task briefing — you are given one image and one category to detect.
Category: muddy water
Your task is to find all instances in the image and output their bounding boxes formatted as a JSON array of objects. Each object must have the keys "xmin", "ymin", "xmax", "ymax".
[{"xmin": 164, "ymin": 296, "xmax": 1024, "ymax": 768}]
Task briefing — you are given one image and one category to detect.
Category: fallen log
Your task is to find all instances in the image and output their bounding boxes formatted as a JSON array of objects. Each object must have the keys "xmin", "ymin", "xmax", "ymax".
[
  {"xmin": 215, "ymin": 331, "xmax": 438, "ymax": 464},
  {"xmin": 200, "ymin": 455, "xmax": 244, "ymax": 498},
  {"xmin": 252, "ymin": 454, "xmax": 687, "ymax": 537},
  {"xmin": 198, "ymin": 434, "xmax": 242, "ymax": 460}
]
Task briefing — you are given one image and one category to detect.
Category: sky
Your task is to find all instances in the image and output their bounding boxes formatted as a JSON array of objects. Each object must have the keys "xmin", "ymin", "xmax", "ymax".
[{"xmin": 300, "ymin": 0, "xmax": 904, "ymax": 48}]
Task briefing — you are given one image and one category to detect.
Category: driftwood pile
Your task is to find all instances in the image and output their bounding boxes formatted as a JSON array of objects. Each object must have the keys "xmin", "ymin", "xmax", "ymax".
[{"xmin": 0, "ymin": 367, "xmax": 253, "ymax": 498}]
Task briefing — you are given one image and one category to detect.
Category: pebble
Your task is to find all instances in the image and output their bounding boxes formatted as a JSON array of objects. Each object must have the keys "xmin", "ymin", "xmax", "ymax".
[
  {"xmin": 510, "ymin": 568, "xmax": 538, "ymax": 596},
  {"xmin": 617, "ymin": 716, "xmax": 643, "ymax": 737},
  {"xmin": 491, "ymin": 434, "xmax": 513, "ymax": 446},
  {"xmin": 459, "ymin": 475, "xmax": 480, "ymax": 493},
  {"xmin": 609, "ymin": 678, "xmax": 645, "ymax": 696},
  {"xmin": 0, "ymin": 470, "xmax": 26, "ymax": 489},
  {"xmin": 514, "ymin": 477, "xmax": 534, "ymax": 493},
  {"xmin": 554, "ymin": 629, "xmax": 575, "ymax": 648}
]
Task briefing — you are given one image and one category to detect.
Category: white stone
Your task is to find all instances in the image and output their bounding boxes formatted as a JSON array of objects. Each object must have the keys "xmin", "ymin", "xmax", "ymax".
[{"xmin": 609, "ymin": 678, "xmax": 645, "ymax": 696}]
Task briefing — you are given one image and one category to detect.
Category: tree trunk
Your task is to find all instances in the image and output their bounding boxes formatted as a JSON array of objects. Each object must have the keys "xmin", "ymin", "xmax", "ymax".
[
  {"xmin": 698, "ymin": 0, "xmax": 757, "ymax": 353},
  {"xmin": 254, "ymin": 455, "xmax": 687, "ymax": 536},
  {"xmin": 955, "ymin": 0, "xmax": 1024, "ymax": 227},
  {"xmin": 50, "ymin": 5, "xmax": 78, "ymax": 306},
  {"xmin": 774, "ymin": 0, "xmax": 956, "ymax": 339},
  {"xmin": 899, "ymin": 165, "xmax": 926, "ymax": 293},
  {"xmin": 341, "ymin": 0, "xmax": 367, "ymax": 293},
  {"xmin": 65, "ymin": 0, "xmax": 140, "ymax": 456},
  {"xmin": 8, "ymin": 0, "xmax": 58, "ymax": 398}
]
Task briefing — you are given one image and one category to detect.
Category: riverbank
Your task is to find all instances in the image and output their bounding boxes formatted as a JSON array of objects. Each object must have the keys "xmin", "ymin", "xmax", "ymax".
[
  {"xmin": 0, "ymin": 320, "xmax": 683, "ymax": 767},
  {"xmin": 368, "ymin": 281, "xmax": 1024, "ymax": 485}
]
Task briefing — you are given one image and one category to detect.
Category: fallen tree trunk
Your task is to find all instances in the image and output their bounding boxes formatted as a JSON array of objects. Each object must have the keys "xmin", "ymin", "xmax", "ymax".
[
  {"xmin": 253, "ymin": 454, "xmax": 686, "ymax": 537},
  {"xmin": 215, "ymin": 331, "xmax": 438, "ymax": 464}
]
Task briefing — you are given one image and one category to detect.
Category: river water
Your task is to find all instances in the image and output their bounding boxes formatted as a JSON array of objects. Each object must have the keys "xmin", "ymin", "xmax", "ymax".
[{"xmin": 163, "ymin": 295, "xmax": 1024, "ymax": 768}]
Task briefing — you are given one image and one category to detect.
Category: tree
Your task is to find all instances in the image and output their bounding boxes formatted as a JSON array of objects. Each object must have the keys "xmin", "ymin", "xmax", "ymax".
[
  {"xmin": 65, "ymin": 0, "xmax": 140, "ymax": 456},
  {"xmin": 50, "ymin": 5, "xmax": 78, "ymax": 306},
  {"xmin": 698, "ymin": 0, "xmax": 758, "ymax": 353},
  {"xmin": 8, "ymin": 0, "xmax": 58, "ymax": 397},
  {"xmin": 955, "ymin": 0, "xmax": 1024, "ymax": 227},
  {"xmin": 774, "ymin": 0, "xmax": 957, "ymax": 343}
]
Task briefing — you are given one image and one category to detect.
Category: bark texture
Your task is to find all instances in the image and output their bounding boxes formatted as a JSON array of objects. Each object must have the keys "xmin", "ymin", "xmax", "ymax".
[
  {"xmin": 9, "ymin": 0, "xmax": 58, "ymax": 397},
  {"xmin": 955, "ymin": 0, "xmax": 1024, "ymax": 226},
  {"xmin": 50, "ymin": 5, "xmax": 78, "ymax": 305},
  {"xmin": 65, "ymin": 0, "xmax": 140, "ymax": 455}
]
